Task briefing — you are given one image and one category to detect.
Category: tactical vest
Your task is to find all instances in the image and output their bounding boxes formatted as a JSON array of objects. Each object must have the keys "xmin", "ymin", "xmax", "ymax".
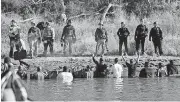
[
  {"xmin": 43, "ymin": 27, "xmax": 53, "ymax": 38},
  {"xmin": 96, "ymin": 28, "xmax": 107, "ymax": 39},
  {"xmin": 152, "ymin": 27, "xmax": 161, "ymax": 39},
  {"xmin": 137, "ymin": 24, "xmax": 147, "ymax": 38}
]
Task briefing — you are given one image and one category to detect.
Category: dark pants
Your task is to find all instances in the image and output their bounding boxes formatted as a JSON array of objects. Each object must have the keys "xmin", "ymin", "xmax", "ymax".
[
  {"xmin": 43, "ymin": 39, "xmax": 53, "ymax": 56},
  {"xmin": 119, "ymin": 38, "xmax": 128, "ymax": 55},
  {"xmin": 136, "ymin": 38, "xmax": 145, "ymax": 53},
  {"xmin": 9, "ymin": 38, "xmax": 16, "ymax": 58},
  {"xmin": 152, "ymin": 39, "xmax": 163, "ymax": 55}
]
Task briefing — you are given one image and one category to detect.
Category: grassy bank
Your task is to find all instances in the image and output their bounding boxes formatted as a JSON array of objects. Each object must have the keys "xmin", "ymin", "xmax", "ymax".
[{"xmin": 1, "ymin": 10, "xmax": 180, "ymax": 57}]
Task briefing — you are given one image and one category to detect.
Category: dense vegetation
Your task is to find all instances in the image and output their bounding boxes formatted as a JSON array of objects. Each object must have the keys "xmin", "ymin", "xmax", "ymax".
[{"xmin": 1, "ymin": 0, "xmax": 180, "ymax": 56}]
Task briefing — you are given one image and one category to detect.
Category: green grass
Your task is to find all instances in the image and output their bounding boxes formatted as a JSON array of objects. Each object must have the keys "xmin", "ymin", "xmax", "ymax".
[{"xmin": 1, "ymin": 10, "xmax": 180, "ymax": 57}]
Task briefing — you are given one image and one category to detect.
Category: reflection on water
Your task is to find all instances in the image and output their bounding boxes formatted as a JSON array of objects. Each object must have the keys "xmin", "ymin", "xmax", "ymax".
[{"xmin": 23, "ymin": 77, "xmax": 180, "ymax": 101}]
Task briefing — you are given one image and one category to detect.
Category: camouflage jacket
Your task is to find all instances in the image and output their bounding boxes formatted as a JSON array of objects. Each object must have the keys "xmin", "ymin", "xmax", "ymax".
[
  {"xmin": 9, "ymin": 25, "xmax": 21, "ymax": 38},
  {"xmin": 95, "ymin": 27, "xmax": 108, "ymax": 41}
]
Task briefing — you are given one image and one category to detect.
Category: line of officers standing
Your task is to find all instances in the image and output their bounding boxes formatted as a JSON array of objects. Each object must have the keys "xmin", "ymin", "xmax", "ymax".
[
  {"xmin": 8, "ymin": 19, "xmax": 163, "ymax": 58},
  {"xmin": 95, "ymin": 18, "xmax": 163, "ymax": 56}
]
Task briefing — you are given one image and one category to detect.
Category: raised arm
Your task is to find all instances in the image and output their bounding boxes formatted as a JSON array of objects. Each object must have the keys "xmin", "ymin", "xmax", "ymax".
[
  {"xmin": 135, "ymin": 53, "xmax": 140, "ymax": 63},
  {"xmin": 92, "ymin": 54, "xmax": 98, "ymax": 65}
]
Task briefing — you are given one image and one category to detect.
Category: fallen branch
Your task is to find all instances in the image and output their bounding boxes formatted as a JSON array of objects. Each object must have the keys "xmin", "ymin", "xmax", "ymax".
[{"xmin": 100, "ymin": 3, "xmax": 112, "ymax": 24}]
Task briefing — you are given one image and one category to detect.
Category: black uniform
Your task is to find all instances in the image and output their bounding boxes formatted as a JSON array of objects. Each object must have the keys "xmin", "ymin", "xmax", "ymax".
[
  {"xmin": 135, "ymin": 24, "xmax": 148, "ymax": 54},
  {"xmin": 149, "ymin": 27, "xmax": 163, "ymax": 55},
  {"xmin": 117, "ymin": 27, "xmax": 130, "ymax": 55}
]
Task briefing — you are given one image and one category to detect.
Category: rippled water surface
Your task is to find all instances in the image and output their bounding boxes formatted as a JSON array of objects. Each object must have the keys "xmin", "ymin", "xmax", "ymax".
[{"xmin": 24, "ymin": 77, "xmax": 180, "ymax": 101}]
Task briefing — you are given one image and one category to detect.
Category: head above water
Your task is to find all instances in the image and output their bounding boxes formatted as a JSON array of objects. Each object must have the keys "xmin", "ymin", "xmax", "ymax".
[
  {"xmin": 63, "ymin": 66, "xmax": 68, "ymax": 72},
  {"xmin": 144, "ymin": 62, "xmax": 149, "ymax": 67},
  {"xmin": 37, "ymin": 66, "xmax": 42, "ymax": 72},
  {"xmin": 18, "ymin": 65, "xmax": 23, "ymax": 71},
  {"xmin": 114, "ymin": 58, "xmax": 118, "ymax": 63},
  {"xmin": 130, "ymin": 59, "xmax": 134, "ymax": 64},
  {"xmin": 4, "ymin": 57, "xmax": 11, "ymax": 64},
  {"xmin": 170, "ymin": 60, "xmax": 174, "ymax": 65},
  {"xmin": 99, "ymin": 57, "xmax": 104, "ymax": 62},
  {"xmin": 45, "ymin": 22, "xmax": 50, "ymax": 27},
  {"xmin": 158, "ymin": 63, "xmax": 163, "ymax": 68}
]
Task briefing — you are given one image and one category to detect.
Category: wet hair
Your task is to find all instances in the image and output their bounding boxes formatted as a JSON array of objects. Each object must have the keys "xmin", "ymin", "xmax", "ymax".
[
  {"xmin": 4, "ymin": 57, "xmax": 11, "ymax": 63},
  {"xmin": 114, "ymin": 58, "xmax": 118, "ymax": 63},
  {"xmin": 140, "ymin": 18, "xmax": 143, "ymax": 22},
  {"xmin": 158, "ymin": 63, "xmax": 162, "ymax": 68},
  {"xmin": 67, "ymin": 19, "xmax": 71, "ymax": 24},
  {"xmin": 144, "ymin": 62, "xmax": 149, "ymax": 67},
  {"xmin": 63, "ymin": 66, "xmax": 68, "ymax": 72},
  {"xmin": 45, "ymin": 22, "xmax": 49, "ymax": 26},
  {"xmin": 130, "ymin": 59, "xmax": 133, "ymax": 63},
  {"xmin": 170, "ymin": 60, "xmax": 174, "ymax": 64},
  {"xmin": 87, "ymin": 65, "xmax": 90, "ymax": 69},
  {"xmin": 100, "ymin": 58, "xmax": 104, "ymax": 62},
  {"xmin": 18, "ymin": 65, "xmax": 23, "ymax": 70}
]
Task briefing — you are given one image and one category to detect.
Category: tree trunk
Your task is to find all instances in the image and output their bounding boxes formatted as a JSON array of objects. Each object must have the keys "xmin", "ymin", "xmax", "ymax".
[
  {"xmin": 59, "ymin": 0, "xmax": 67, "ymax": 22},
  {"xmin": 100, "ymin": 3, "xmax": 112, "ymax": 24}
]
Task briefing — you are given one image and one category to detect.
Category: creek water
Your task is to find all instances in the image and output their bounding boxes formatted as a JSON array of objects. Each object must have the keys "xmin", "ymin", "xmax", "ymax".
[{"xmin": 24, "ymin": 77, "xmax": 180, "ymax": 101}]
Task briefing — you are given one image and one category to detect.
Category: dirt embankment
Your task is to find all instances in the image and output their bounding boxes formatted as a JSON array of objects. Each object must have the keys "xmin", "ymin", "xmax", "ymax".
[{"xmin": 8, "ymin": 56, "xmax": 180, "ymax": 74}]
